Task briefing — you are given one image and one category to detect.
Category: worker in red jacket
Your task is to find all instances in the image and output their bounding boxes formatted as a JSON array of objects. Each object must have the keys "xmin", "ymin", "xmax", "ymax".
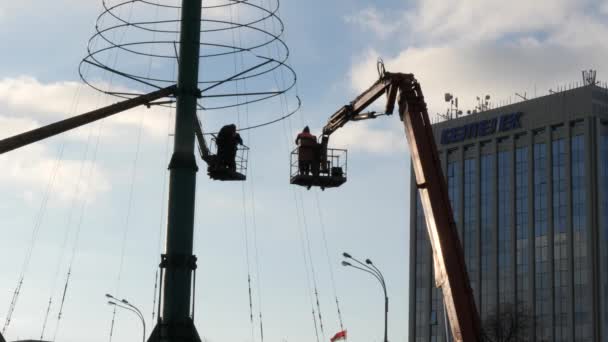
[{"xmin": 295, "ymin": 126, "xmax": 318, "ymax": 176}]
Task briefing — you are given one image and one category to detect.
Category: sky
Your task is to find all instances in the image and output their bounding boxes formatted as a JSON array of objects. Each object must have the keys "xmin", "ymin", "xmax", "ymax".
[{"xmin": 0, "ymin": 0, "xmax": 607, "ymax": 342}]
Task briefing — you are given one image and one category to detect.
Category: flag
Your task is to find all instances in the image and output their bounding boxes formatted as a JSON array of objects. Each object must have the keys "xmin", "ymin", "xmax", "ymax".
[{"xmin": 330, "ymin": 330, "xmax": 347, "ymax": 342}]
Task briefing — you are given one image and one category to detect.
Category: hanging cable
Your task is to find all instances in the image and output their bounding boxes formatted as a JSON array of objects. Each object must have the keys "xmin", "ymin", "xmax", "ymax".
[
  {"xmin": 40, "ymin": 85, "xmax": 101, "ymax": 339},
  {"xmin": 2, "ymin": 276, "xmax": 23, "ymax": 335},
  {"xmin": 98, "ymin": 3, "xmax": 140, "ymax": 340},
  {"xmin": 151, "ymin": 103, "xmax": 174, "ymax": 323},
  {"xmin": 229, "ymin": 3, "xmax": 255, "ymax": 330},
  {"xmin": 229, "ymin": 4, "xmax": 267, "ymax": 342},
  {"xmin": 314, "ymin": 191, "xmax": 345, "ymax": 331},
  {"xmin": 40, "ymin": 298, "xmax": 53, "ymax": 340},
  {"xmin": 52, "ymin": 112, "xmax": 107, "ymax": 341},
  {"xmin": 151, "ymin": 270, "xmax": 159, "ymax": 322},
  {"xmin": 256, "ymin": 0, "xmax": 329, "ymax": 338},
  {"xmin": 311, "ymin": 308, "xmax": 321, "ymax": 342},
  {"xmin": 150, "ymin": 1, "xmax": 176, "ymax": 323},
  {"xmin": 1, "ymin": 45, "xmax": 94, "ymax": 336},
  {"xmin": 108, "ymin": 306, "xmax": 117, "ymax": 342},
  {"xmin": 48, "ymin": 6, "xmax": 124, "ymax": 338},
  {"xmin": 277, "ymin": 87, "xmax": 322, "ymax": 342},
  {"xmin": 301, "ymin": 200, "xmax": 326, "ymax": 339}
]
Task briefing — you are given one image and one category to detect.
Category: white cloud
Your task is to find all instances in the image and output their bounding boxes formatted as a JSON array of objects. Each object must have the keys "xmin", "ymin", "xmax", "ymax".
[
  {"xmin": 0, "ymin": 76, "xmax": 175, "ymax": 204},
  {"xmin": 0, "ymin": 142, "xmax": 110, "ymax": 204},
  {"xmin": 602, "ymin": 1, "xmax": 608, "ymax": 15},
  {"xmin": 0, "ymin": 77, "xmax": 174, "ymax": 139},
  {"xmin": 347, "ymin": 0, "xmax": 608, "ymax": 118},
  {"xmin": 344, "ymin": 7, "xmax": 401, "ymax": 39},
  {"xmin": 0, "ymin": 115, "xmax": 38, "ymax": 137},
  {"xmin": 0, "ymin": 0, "xmax": 96, "ymax": 20},
  {"xmin": 407, "ymin": 0, "xmax": 581, "ymax": 44},
  {"xmin": 330, "ymin": 123, "xmax": 405, "ymax": 154}
]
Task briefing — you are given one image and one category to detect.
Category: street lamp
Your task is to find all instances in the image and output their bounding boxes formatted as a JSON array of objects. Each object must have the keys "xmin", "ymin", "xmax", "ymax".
[
  {"xmin": 106, "ymin": 293, "xmax": 146, "ymax": 342},
  {"xmin": 341, "ymin": 252, "xmax": 388, "ymax": 342}
]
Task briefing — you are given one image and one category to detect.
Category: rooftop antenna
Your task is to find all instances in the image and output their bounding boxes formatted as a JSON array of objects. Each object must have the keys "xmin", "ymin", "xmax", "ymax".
[
  {"xmin": 583, "ymin": 70, "xmax": 597, "ymax": 86},
  {"xmin": 515, "ymin": 92, "xmax": 527, "ymax": 101},
  {"xmin": 440, "ymin": 92, "xmax": 461, "ymax": 120},
  {"xmin": 476, "ymin": 94, "xmax": 491, "ymax": 111}
]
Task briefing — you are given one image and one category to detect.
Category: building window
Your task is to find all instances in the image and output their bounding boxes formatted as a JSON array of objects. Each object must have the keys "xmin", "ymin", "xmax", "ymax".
[
  {"xmin": 447, "ymin": 159, "xmax": 461, "ymax": 233},
  {"xmin": 600, "ymin": 132, "xmax": 608, "ymax": 341},
  {"xmin": 534, "ymin": 143, "xmax": 550, "ymax": 341},
  {"xmin": 431, "ymin": 269, "xmax": 441, "ymax": 340},
  {"xmin": 572, "ymin": 135, "xmax": 590, "ymax": 341},
  {"xmin": 498, "ymin": 150, "xmax": 513, "ymax": 309},
  {"xmin": 464, "ymin": 158, "xmax": 478, "ymax": 308},
  {"xmin": 515, "ymin": 146, "xmax": 529, "ymax": 312},
  {"xmin": 481, "ymin": 154, "xmax": 495, "ymax": 318},
  {"xmin": 553, "ymin": 138, "xmax": 568, "ymax": 342}
]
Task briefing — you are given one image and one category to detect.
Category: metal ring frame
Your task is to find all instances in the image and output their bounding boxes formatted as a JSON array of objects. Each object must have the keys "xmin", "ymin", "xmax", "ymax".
[{"xmin": 80, "ymin": 0, "xmax": 301, "ymax": 132}]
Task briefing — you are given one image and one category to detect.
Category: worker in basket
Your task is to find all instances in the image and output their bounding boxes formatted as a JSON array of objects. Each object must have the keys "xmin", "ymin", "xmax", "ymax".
[
  {"xmin": 216, "ymin": 124, "xmax": 243, "ymax": 172},
  {"xmin": 295, "ymin": 126, "xmax": 320, "ymax": 178}
]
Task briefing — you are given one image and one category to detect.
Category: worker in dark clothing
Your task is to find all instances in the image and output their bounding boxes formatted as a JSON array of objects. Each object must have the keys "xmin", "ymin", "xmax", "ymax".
[
  {"xmin": 217, "ymin": 124, "xmax": 243, "ymax": 172},
  {"xmin": 295, "ymin": 126, "xmax": 318, "ymax": 176}
]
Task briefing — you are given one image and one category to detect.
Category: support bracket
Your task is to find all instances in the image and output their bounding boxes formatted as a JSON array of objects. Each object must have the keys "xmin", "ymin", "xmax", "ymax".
[{"xmin": 160, "ymin": 254, "xmax": 198, "ymax": 271}]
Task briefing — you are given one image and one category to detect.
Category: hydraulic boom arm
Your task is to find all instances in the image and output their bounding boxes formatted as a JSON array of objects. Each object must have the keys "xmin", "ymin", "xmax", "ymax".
[
  {"xmin": 321, "ymin": 68, "xmax": 481, "ymax": 341},
  {"xmin": 194, "ymin": 115, "xmax": 213, "ymax": 163}
]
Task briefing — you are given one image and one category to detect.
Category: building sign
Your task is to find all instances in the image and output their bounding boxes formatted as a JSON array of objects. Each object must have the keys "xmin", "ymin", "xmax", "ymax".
[{"xmin": 440, "ymin": 112, "xmax": 523, "ymax": 145}]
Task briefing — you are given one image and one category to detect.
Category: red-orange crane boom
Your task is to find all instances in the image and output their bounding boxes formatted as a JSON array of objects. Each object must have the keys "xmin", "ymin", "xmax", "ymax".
[{"xmin": 312, "ymin": 64, "xmax": 481, "ymax": 341}]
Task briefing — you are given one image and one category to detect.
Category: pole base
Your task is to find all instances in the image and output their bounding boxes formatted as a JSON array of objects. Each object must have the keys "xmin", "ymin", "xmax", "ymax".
[{"xmin": 147, "ymin": 319, "xmax": 202, "ymax": 342}]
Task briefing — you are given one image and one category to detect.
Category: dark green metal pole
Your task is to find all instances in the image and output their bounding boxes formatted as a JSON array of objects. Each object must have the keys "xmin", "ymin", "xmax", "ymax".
[{"xmin": 161, "ymin": 0, "xmax": 202, "ymax": 333}]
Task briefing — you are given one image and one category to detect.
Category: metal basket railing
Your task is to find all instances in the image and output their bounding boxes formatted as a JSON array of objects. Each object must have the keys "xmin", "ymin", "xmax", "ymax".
[
  {"xmin": 209, "ymin": 137, "xmax": 250, "ymax": 176},
  {"xmin": 290, "ymin": 147, "xmax": 347, "ymax": 179}
]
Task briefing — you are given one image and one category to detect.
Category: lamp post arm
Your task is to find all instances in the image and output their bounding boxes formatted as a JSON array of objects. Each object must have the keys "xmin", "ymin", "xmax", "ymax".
[
  {"xmin": 345, "ymin": 264, "xmax": 384, "ymax": 289},
  {"xmin": 367, "ymin": 262, "xmax": 385, "ymax": 284},
  {"xmin": 111, "ymin": 301, "xmax": 140, "ymax": 318},
  {"xmin": 343, "ymin": 260, "xmax": 389, "ymax": 342},
  {"xmin": 349, "ymin": 257, "xmax": 385, "ymax": 287},
  {"xmin": 110, "ymin": 302, "xmax": 146, "ymax": 342},
  {"xmin": 124, "ymin": 301, "xmax": 145, "ymax": 323},
  {"xmin": 367, "ymin": 262, "xmax": 387, "ymax": 294}
]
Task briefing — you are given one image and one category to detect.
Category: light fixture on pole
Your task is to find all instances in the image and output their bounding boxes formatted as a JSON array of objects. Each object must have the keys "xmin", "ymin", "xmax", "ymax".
[
  {"xmin": 341, "ymin": 252, "xmax": 388, "ymax": 342},
  {"xmin": 106, "ymin": 294, "xmax": 146, "ymax": 342}
]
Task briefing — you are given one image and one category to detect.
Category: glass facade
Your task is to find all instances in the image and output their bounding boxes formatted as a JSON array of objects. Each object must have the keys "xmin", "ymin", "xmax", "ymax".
[
  {"xmin": 497, "ymin": 149, "xmax": 513, "ymax": 308},
  {"xmin": 464, "ymin": 157, "xmax": 478, "ymax": 307},
  {"xmin": 572, "ymin": 134, "xmax": 591, "ymax": 341},
  {"xmin": 534, "ymin": 142, "xmax": 550, "ymax": 341},
  {"xmin": 601, "ymin": 131, "xmax": 608, "ymax": 342},
  {"xmin": 447, "ymin": 159, "xmax": 461, "ymax": 233},
  {"xmin": 480, "ymin": 153, "xmax": 495, "ymax": 317},
  {"xmin": 411, "ymin": 114, "xmax": 607, "ymax": 341},
  {"xmin": 553, "ymin": 137, "xmax": 568, "ymax": 342},
  {"xmin": 431, "ymin": 268, "xmax": 440, "ymax": 342},
  {"xmin": 515, "ymin": 145, "xmax": 529, "ymax": 313}
]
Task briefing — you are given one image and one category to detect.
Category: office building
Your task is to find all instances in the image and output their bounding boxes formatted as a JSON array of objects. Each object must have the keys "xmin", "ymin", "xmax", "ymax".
[{"xmin": 409, "ymin": 81, "xmax": 608, "ymax": 341}]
